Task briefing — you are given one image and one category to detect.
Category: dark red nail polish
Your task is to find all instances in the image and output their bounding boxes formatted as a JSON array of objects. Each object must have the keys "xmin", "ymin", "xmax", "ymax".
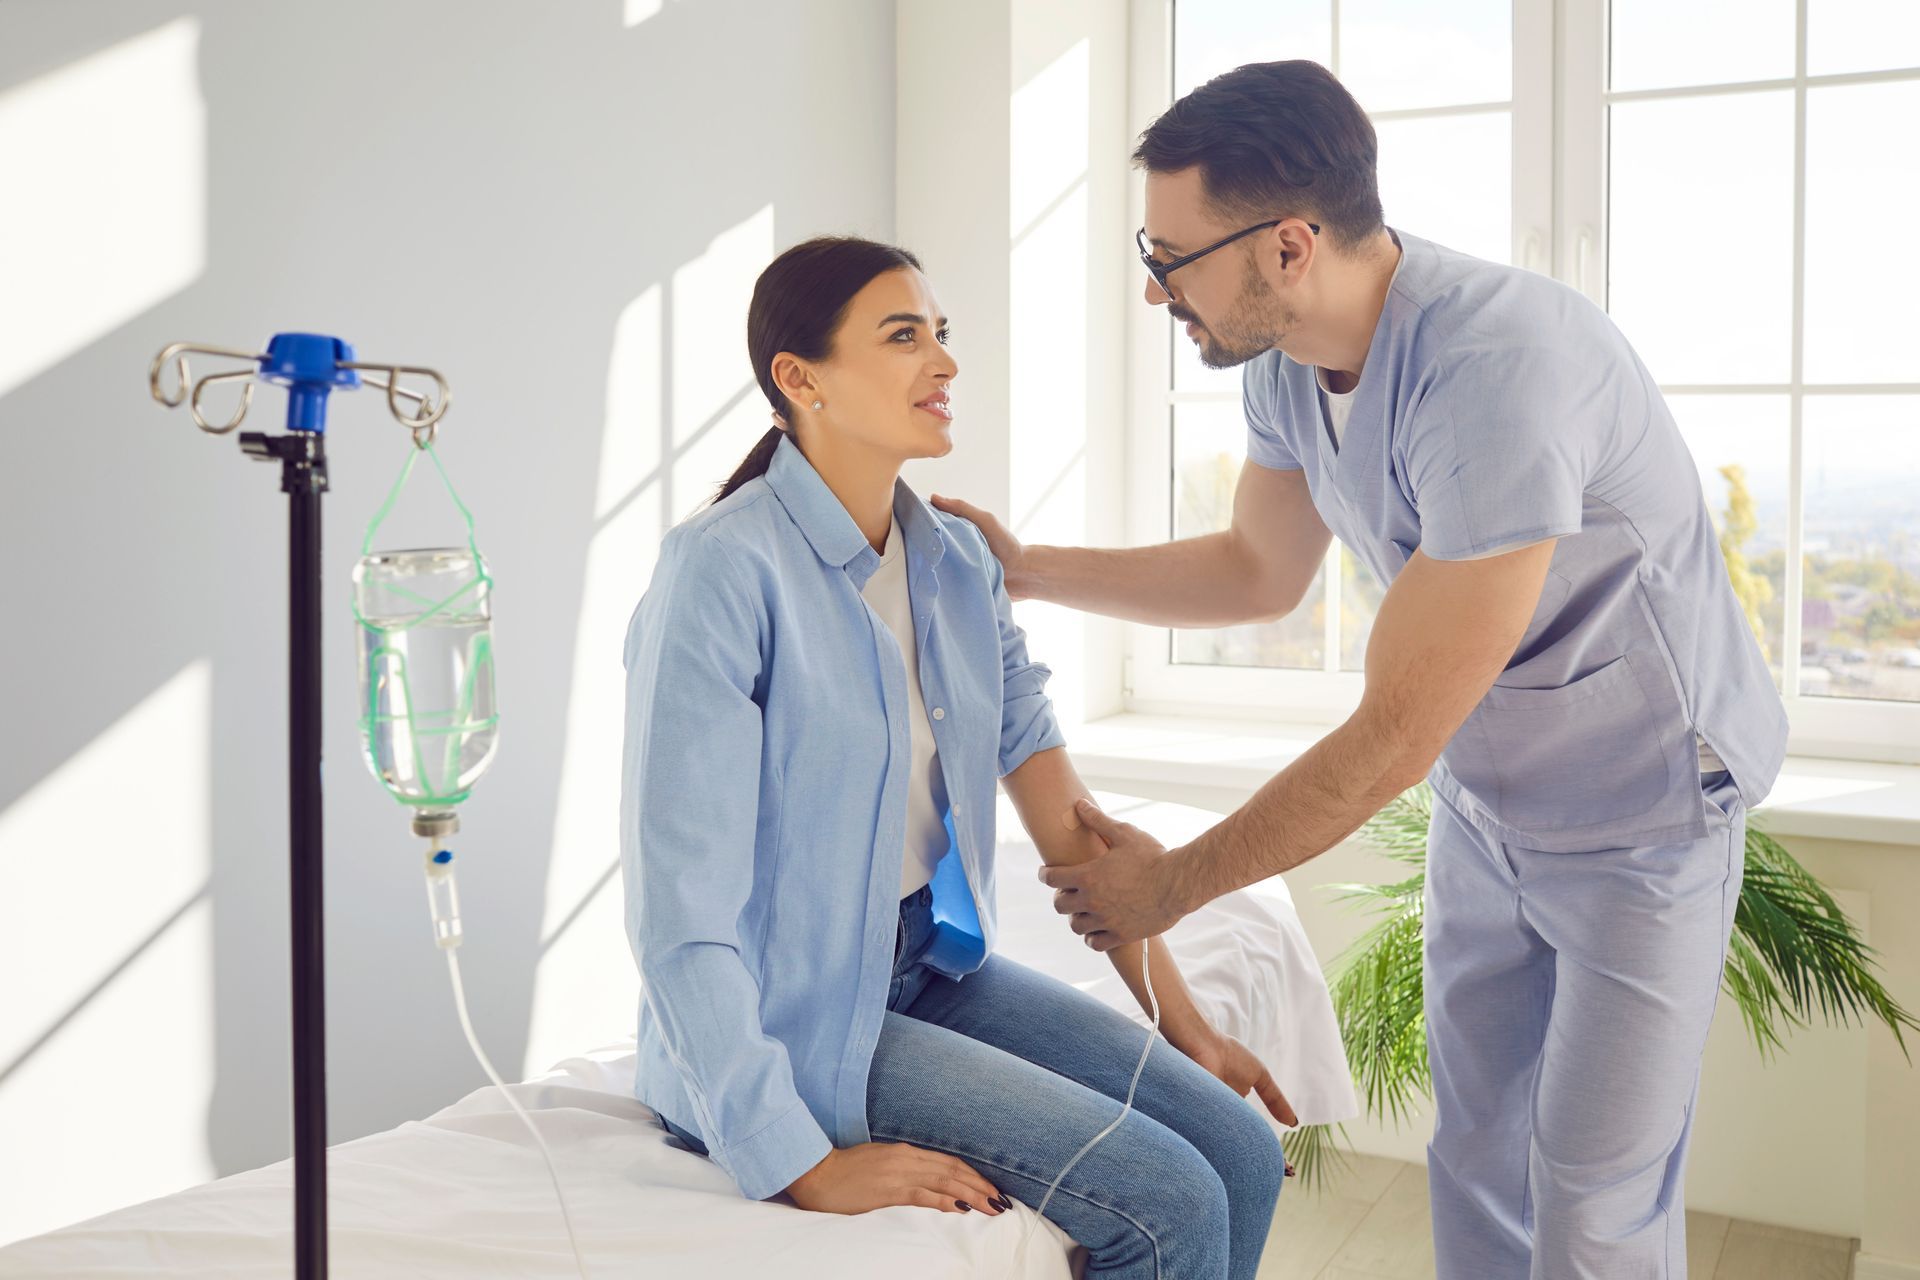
[{"xmin": 955, "ymin": 1200, "xmax": 972, "ymax": 1212}]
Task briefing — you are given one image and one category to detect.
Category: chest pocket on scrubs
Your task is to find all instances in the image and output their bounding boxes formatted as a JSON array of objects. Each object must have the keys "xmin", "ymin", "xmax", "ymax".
[{"xmin": 1446, "ymin": 652, "xmax": 1672, "ymax": 837}]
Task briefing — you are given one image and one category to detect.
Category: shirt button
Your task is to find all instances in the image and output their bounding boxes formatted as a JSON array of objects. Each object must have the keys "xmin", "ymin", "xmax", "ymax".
[{"xmin": 931, "ymin": 707, "xmax": 945, "ymax": 720}]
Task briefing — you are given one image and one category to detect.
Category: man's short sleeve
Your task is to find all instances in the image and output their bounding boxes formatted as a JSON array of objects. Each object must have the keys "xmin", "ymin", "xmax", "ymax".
[
  {"xmin": 1403, "ymin": 346, "xmax": 1589, "ymax": 561},
  {"xmin": 1242, "ymin": 356, "xmax": 1304, "ymax": 472}
]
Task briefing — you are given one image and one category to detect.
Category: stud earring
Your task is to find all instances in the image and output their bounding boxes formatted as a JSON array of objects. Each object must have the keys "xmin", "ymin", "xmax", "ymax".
[{"xmin": 812, "ymin": 400, "xmax": 823, "ymax": 410}]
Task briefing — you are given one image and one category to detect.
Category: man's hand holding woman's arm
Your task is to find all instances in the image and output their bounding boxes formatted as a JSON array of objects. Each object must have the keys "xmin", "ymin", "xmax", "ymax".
[{"xmin": 1002, "ymin": 748, "xmax": 1297, "ymax": 1129}]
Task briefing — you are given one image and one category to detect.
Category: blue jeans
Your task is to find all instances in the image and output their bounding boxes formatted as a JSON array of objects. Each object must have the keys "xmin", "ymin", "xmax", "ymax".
[{"xmin": 661, "ymin": 882, "xmax": 1287, "ymax": 1278}]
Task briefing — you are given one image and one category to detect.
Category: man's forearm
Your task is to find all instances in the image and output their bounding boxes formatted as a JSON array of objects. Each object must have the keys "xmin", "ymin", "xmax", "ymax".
[
  {"xmin": 1167, "ymin": 709, "xmax": 1425, "ymax": 912},
  {"xmin": 1018, "ymin": 533, "xmax": 1288, "ymax": 628}
]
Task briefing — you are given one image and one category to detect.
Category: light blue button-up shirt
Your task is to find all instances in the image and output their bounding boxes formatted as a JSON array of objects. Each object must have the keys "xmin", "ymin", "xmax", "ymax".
[
  {"xmin": 619, "ymin": 432, "xmax": 1065, "ymax": 1201},
  {"xmin": 1243, "ymin": 228, "xmax": 1789, "ymax": 853}
]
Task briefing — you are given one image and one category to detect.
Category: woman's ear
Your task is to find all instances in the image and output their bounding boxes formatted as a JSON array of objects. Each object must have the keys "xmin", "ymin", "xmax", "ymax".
[{"xmin": 770, "ymin": 352, "xmax": 816, "ymax": 415}]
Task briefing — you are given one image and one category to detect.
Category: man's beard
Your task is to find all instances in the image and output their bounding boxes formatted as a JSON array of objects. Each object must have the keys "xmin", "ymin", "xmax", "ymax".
[{"xmin": 1174, "ymin": 263, "xmax": 1292, "ymax": 369}]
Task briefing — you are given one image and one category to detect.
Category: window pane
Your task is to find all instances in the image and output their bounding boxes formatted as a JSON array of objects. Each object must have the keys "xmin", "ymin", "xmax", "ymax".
[
  {"xmin": 1173, "ymin": 0, "xmax": 1329, "ymax": 97},
  {"xmin": 1804, "ymin": 81, "xmax": 1920, "ymax": 385},
  {"xmin": 1608, "ymin": 92, "xmax": 1794, "ymax": 383},
  {"xmin": 1670, "ymin": 394, "xmax": 1791, "ymax": 691},
  {"xmin": 1171, "ymin": 401, "xmax": 1325, "ymax": 668},
  {"xmin": 1339, "ymin": 545, "xmax": 1387, "ymax": 670},
  {"xmin": 1610, "ymin": 0, "xmax": 1795, "ymax": 93},
  {"xmin": 1376, "ymin": 111, "xmax": 1511, "ymax": 264},
  {"xmin": 1801, "ymin": 396, "xmax": 1920, "ymax": 703},
  {"xmin": 1339, "ymin": 0, "xmax": 1510, "ymax": 112},
  {"xmin": 1809, "ymin": 0, "xmax": 1920, "ymax": 76}
]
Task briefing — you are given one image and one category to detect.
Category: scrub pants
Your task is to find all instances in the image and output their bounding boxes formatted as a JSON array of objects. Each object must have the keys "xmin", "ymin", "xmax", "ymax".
[
  {"xmin": 1424, "ymin": 769, "xmax": 1746, "ymax": 1279},
  {"xmin": 663, "ymin": 882, "xmax": 1289, "ymax": 1278}
]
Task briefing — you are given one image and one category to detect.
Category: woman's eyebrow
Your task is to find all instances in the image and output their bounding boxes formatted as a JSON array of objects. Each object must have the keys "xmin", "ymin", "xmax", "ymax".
[{"xmin": 876, "ymin": 312, "xmax": 949, "ymax": 328}]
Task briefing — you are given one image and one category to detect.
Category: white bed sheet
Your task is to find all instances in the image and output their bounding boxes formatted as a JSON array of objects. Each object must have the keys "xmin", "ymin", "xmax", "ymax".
[{"xmin": 0, "ymin": 791, "xmax": 1354, "ymax": 1278}]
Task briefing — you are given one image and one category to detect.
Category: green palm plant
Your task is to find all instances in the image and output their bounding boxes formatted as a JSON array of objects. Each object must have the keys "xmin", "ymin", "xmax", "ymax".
[{"xmin": 1278, "ymin": 783, "xmax": 1920, "ymax": 1191}]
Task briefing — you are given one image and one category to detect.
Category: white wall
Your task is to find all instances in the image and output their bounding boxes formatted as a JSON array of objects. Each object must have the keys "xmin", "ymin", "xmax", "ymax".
[{"xmin": 0, "ymin": 0, "xmax": 896, "ymax": 1245}]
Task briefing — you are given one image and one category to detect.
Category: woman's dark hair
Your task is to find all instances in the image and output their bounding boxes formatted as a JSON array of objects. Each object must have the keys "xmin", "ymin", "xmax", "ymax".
[
  {"xmin": 713, "ymin": 235, "xmax": 925, "ymax": 504},
  {"xmin": 1132, "ymin": 60, "xmax": 1383, "ymax": 251}
]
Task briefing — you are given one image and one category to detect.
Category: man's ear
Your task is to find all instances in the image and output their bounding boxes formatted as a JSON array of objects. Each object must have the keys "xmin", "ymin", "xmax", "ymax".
[{"xmin": 1276, "ymin": 220, "xmax": 1317, "ymax": 272}]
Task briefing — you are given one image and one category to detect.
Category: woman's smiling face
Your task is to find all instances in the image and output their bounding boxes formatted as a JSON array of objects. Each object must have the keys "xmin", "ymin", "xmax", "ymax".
[{"xmin": 783, "ymin": 267, "xmax": 958, "ymax": 462}]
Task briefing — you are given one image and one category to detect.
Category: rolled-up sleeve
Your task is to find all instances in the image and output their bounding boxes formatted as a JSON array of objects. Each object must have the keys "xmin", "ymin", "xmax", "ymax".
[
  {"xmin": 620, "ymin": 528, "xmax": 831, "ymax": 1201},
  {"xmin": 981, "ymin": 533, "xmax": 1066, "ymax": 776}
]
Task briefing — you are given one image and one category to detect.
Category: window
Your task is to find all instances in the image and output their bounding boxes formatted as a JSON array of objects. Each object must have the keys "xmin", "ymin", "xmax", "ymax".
[{"xmin": 1125, "ymin": 0, "xmax": 1920, "ymax": 761}]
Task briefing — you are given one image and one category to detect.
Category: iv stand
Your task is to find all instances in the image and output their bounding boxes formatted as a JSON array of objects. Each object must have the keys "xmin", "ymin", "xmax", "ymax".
[{"xmin": 148, "ymin": 334, "xmax": 451, "ymax": 1280}]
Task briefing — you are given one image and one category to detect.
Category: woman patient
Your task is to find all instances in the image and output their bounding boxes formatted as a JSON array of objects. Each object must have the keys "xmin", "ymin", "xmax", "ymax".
[{"xmin": 620, "ymin": 235, "xmax": 1293, "ymax": 1279}]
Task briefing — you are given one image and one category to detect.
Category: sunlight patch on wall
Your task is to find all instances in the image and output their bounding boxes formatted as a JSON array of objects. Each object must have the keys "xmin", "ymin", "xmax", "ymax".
[
  {"xmin": 0, "ymin": 660, "xmax": 214, "ymax": 1244},
  {"xmin": 0, "ymin": 18, "xmax": 206, "ymax": 399}
]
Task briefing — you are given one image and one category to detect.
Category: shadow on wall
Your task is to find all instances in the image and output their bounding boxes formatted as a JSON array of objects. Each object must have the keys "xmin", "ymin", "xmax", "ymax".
[{"xmin": 0, "ymin": 0, "xmax": 894, "ymax": 1242}]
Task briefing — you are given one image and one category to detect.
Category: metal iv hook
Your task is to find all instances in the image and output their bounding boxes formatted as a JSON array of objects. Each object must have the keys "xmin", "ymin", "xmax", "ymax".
[{"xmin": 148, "ymin": 340, "xmax": 454, "ymax": 445}]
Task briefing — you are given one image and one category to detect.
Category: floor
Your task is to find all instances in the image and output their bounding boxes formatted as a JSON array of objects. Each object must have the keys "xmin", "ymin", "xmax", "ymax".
[{"xmin": 1256, "ymin": 1155, "xmax": 1859, "ymax": 1280}]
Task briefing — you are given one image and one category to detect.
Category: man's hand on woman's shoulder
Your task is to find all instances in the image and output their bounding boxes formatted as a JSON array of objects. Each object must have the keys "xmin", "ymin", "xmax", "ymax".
[{"xmin": 930, "ymin": 494, "xmax": 1034, "ymax": 599}]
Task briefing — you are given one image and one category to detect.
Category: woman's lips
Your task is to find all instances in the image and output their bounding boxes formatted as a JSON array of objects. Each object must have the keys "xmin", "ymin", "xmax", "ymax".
[{"xmin": 916, "ymin": 401, "xmax": 953, "ymax": 422}]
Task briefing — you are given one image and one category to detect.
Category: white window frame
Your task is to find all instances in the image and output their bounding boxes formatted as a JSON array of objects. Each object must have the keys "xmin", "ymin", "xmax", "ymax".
[{"xmin": 1123, "ymin": 0, "xmax": 1920, "ymax": 764}]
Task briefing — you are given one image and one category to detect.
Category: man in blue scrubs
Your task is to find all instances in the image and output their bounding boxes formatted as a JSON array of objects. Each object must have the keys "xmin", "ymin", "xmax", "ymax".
[{"xmin": 932, "ymin": 60, "xmax": 1787, "ymax": 1277}]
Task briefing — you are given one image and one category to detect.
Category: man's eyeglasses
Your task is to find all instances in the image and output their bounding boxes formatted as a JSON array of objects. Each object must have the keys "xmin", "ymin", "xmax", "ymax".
[{"xmin": 1136, "ymin": 219, "xmax": 1320, "ymax": 300}]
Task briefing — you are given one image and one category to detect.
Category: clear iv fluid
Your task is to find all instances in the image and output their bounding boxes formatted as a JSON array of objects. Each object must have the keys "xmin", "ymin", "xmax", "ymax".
[{"xmin": 354, "ymin": 548, "xmax": 499, "ymax": 811}]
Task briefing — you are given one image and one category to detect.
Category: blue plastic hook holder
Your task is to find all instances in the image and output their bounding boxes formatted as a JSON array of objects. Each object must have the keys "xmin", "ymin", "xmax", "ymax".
[{"xmin": 256, "ymin": 332, "xmax": 363, "ymax": 433}]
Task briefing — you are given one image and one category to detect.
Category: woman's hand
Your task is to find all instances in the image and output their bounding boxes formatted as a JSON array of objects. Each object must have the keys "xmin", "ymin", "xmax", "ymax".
[
  {"xmin": 928, "ymin": 494, "xmax": 1033, "ymax": 599},
  {"xmin": 785, "ymin": 1141, "xmax": 1015, "ymax": 1217},
  {"xmin": 1174, "ymin": 1023, "xmax": 1301, "ymax": 1134}
]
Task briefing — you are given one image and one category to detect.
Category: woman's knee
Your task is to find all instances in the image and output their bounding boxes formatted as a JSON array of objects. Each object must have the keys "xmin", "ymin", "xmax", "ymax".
[
  {"xmin": 1179, "ymin": 1084, "xmax": 1289, "ymax": 1209},
  {"xmin": 1088, "ymin": 1138, "xmax": 1232, "ymax": 1270},
  {"xmin": 1223, "ymin": 1106, "xmax": 1289, "ymax": 1209}
]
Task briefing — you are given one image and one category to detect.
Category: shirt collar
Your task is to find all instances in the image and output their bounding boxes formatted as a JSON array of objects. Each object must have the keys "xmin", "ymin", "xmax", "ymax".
[{"xmin": 764, "ymin": 431, "xmax": 949, "ymax": 573}]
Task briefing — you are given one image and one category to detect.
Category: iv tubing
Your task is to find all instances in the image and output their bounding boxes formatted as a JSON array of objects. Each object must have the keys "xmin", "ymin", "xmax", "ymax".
[
  {"xmin": 1012, "ymin": 938, "xmax": 1161, "ymax": 1271},
  {"xmin": 426, "ymin": 846, "xmax": 592, "ymax": 1280}
]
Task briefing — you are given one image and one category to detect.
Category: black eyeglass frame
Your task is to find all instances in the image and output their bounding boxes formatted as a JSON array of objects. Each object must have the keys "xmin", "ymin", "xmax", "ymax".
[{"xmin": 1136, "ymin": 218, "xmax": 1320, "ymax": 298}]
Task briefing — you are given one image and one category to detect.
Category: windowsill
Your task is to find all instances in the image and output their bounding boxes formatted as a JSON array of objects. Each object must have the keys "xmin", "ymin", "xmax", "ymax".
[{"xmin": 1068, "ymin": 712, "xmax": 1920, "ymax": 849}]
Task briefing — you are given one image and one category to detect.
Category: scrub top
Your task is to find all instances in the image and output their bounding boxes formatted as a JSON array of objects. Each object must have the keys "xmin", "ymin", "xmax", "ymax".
[{"xmin": 1242, "ymin": 228, "xmax": 1788, "ymax": 854}]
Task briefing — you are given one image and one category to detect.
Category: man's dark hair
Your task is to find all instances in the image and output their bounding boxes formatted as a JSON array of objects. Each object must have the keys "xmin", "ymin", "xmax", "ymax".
[{"xmin": 1133, "ymin": 60, "xmax": 1384, "ymax": 251}]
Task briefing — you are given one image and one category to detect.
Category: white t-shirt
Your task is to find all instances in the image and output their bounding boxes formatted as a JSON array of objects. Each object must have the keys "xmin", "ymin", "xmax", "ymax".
[
  {"xmin": 1316, "ymin": 366, "xmax": 1358, "ymax": 451},
  {"xmin": 861, "ymin": 514, "xmax": 952, "ymax": 898},
  {"xmin": 1312, "ymin": 365, "xmax": 1723, "ymax": 774}
]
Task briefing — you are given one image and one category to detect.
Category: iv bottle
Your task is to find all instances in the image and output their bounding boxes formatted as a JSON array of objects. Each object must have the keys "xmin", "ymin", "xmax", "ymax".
[{"xmin": 353, "ymin": 547, "xmax": 499, "ymax": 829}]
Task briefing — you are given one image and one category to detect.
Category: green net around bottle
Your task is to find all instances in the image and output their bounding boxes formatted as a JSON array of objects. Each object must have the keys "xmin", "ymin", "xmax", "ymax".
[{"xmin": 351, "ymin": 442, "xmax": 498, "ymax": 820}]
